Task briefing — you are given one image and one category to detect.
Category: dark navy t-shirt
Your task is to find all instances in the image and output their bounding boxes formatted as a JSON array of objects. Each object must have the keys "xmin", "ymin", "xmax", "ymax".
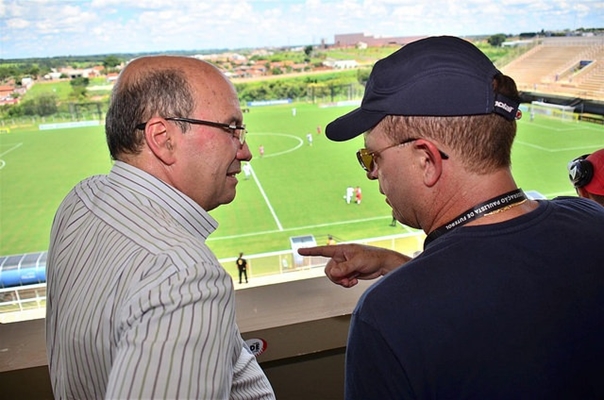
[{"xmin": 346, "ymin": 197, "xmax": 604, "ymax": 400}]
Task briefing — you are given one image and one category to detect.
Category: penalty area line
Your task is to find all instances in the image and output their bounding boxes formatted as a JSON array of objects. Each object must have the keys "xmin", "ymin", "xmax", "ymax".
[{"xmin": 208, "ymin": 215, "xmax": 401, "ymax": 242}]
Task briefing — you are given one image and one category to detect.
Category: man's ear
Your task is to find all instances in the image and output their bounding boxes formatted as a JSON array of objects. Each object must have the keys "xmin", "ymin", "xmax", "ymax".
[
  {"xmin": 415, "ymin": 139, "xmax": 445, "ymax": 187},
  {"xmin": 143, "ymin": 117, "xmax": 176, "ymax": 165}
]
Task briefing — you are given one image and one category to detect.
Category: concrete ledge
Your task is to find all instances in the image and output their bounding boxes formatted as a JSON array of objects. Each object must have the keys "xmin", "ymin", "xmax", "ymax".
[{"xmin": 0, "ymin": 270, "xmax": 372, "ymax": 399}]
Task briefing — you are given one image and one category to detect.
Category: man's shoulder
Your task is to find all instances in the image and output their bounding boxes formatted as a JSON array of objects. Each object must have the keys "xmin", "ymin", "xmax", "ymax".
[
  {"xmin": 552, "ymin": 195, "xmax": 599, "ymax": 205},
  {"xmin": 550, "ymin": 196, "xmax": 604, "ymax": 217},
  {"xmin": 57, "ymin": 174, "xmax": 108, "ymax": 206}
]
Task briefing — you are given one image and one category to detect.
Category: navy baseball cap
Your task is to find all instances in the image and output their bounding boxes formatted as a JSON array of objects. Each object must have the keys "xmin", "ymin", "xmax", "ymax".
[{"xmin": 326, "ymin": 36, "xmax": 520, "ymax": 142}]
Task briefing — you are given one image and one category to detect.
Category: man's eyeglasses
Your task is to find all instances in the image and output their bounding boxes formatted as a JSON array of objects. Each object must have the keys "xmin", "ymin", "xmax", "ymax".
[
  {"xmin": 356, "ymin": 138, "xmax": 449, "ymax": 172},
  {"xmin": 136, "ymin": 117, "xmax": 247, "ymax": 145}
]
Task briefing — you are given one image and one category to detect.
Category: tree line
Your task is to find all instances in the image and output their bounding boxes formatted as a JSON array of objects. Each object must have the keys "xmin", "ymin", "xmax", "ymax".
[
  {"xmin": 3, "ymin": 32, "xmax": 565, "ymax": 121},
  {"xmin": 0, "ymin": 69, "xmax": 372, "ymax": 121}
]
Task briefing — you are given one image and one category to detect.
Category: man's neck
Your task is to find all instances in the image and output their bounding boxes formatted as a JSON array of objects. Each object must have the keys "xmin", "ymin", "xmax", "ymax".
[{"xmin": 425, "ymin": 169, "xmax": 535, "ymax": 234}]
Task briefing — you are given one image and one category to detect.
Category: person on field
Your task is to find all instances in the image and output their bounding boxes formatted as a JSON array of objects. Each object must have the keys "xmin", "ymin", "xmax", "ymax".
[
  {"xmin": 236, "ymin": 252, "xmax": 249, "ymax": 284},
  {"xmin": 299, "ymin": 36, "xmax": 604, "ymax": 399},
  {"xmin": 344, "ymin": 185, "xmax": 354, "ymax": 204},
  {"xmin": 354, "ymin": 186, "xmax": 362, "ymax": 204},
  {"xmin": 243, "ymin": 161, "xmax": 252, "ymax": 180}
]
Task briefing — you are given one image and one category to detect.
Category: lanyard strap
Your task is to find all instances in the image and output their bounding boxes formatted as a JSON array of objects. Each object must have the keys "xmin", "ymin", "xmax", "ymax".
[{"xmin": 424, "ymin": 189, "xmax": 527, "ymax": 246}]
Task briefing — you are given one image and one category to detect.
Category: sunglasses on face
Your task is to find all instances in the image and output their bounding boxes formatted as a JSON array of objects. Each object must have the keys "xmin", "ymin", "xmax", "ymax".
[{"xmin": 356, "ymin": 138, "xmax": 450, "ymax": 172}]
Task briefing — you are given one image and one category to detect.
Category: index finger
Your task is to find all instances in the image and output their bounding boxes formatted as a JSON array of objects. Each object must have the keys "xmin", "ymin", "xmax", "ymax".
[{"xmin": 297, "ymin": 245, "xmax": 339, "ymax": 258}]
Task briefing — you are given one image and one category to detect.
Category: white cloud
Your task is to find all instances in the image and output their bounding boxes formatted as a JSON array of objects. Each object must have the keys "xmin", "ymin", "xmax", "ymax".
[
  {"xmin": 0, "ymin": 0, "xmax": 602, "ymax": 59},
  {"xmin": 6, "ymin": 17, "xmax": 29, "ymax": 29}
]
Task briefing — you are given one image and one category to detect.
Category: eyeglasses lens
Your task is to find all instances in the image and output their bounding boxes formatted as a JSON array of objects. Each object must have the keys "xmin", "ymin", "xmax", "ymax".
[
  {"xmin": 238, "ymin": 129, "xmax": 247, "ymax": 145},
  {"xmin": 356, "ymin": 150, "xmax": 373, "ymax": 172}
]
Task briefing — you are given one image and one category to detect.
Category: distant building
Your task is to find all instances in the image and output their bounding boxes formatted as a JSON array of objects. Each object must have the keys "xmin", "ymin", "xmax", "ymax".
[
  {"xmin": 58, "ymin": 68, "xmax": 100, "ymax": 79},
  {"xmin": 502, "ymin": 40, "xmax": 535, "ymax": 47},
  {"xmin": 0, "ymin": 85, "xmax": 14, "ymax": 98},
  {"xmin": 334, "ymin": 33, "xmax": 427, "ymax": 48},
  {"xmin": 43, "ymin": 71, "xmax": 63, "ymax": 80},
  {"xmin": 106, "ymin": 72, "xmax": 119, "ymax": 82},
  {"xmin": 21, "ymin": 77, "xmax": 33, "ymax": 88},
  {"xmin": 0, "ymin": 85, "xmax": 17, "ymax": 105},
  {"xmin": 323, "ymin": 59, "xmax": 358, "ymax": 69}
]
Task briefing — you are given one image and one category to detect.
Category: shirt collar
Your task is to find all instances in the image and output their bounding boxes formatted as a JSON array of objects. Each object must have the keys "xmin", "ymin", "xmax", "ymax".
[{"xmin": 108, "ymin": 161, "xmax": 218, "ymax": 240}]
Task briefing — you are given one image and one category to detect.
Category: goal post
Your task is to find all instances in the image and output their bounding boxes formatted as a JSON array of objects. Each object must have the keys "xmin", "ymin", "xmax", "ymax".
[
  {"xmin": 529, "ymin": 101, "xmax": 578, "ymax": 122},
  {"xmin": 0, "ymin": 127, "xmax": 10, "ymax": 134}
]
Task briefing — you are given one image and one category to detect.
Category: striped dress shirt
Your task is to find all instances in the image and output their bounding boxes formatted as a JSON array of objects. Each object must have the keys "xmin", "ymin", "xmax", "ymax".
[{"xmin": 46, "ymin": 161, "xmax": 275, "ymax": 400}]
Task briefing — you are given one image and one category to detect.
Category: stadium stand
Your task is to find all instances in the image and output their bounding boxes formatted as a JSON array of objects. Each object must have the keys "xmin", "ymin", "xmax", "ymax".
[{"xmin": 501, "ymin": 36, "xmax": 604, "ymax": 101}]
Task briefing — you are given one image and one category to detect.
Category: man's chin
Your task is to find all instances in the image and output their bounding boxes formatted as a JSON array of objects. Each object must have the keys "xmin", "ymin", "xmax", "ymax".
[
  {"xmin": 221, "ymin": 191, "xmax": 237, "ymax": 206},
  {"xmin": 204, "ymin": 191, "xmax": 236, "ymax": 212}
]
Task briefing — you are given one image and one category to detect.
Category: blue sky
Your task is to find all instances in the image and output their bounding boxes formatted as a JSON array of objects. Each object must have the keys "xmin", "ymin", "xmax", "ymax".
[{"xmin": 1, "ymin": 0, "xmax": 603, "ymax": 59}]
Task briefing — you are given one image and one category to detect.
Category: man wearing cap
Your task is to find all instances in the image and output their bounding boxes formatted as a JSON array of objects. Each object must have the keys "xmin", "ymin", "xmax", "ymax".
[
  {"xmin": 568, "ymin": 148, "xmax": 604, "ymax": 206},
  {"xmin": 299, "ymin": 36, "xmax": 604, "ymax": 399}
]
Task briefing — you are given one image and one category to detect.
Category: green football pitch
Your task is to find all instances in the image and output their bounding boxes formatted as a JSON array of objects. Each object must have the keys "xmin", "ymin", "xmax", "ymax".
[{"xmin": 0, "ymin": 102, "xmax": 602, "ymax": 262}]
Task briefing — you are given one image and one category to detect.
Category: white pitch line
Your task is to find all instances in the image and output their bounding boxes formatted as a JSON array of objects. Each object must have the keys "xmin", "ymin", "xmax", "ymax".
[
  {"xmin": 514, "ymin": 140, "xmax": 602, "ymax": 153},
  {"xmin": 243, "ymin": 133, "xmax": 304, "ymax": 231},
  {"xmin": 255, "ymin": 133, "xmax": 304, "ymax": 158},
  {"xmin": 0, "ymin": 142, "xmax": 23, "ymax": 170},
  {"xmin": 208, "ymin": 189, "xmax": 572, "ymax": 242},
  {"xmin": 0, "ymin": 142, "xmax": 23, "ymax": 157},
  {"xmin": 208, "ymin": 215, "xmax": 408, "ymax": 241},
  {"xmin": 248, "ymin": 162, "xmax": 283, "ymax": 231}
]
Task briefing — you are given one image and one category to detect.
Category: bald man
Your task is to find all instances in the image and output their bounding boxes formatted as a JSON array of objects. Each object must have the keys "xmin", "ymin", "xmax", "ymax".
[{"xmin": 46, "ymin": 56, "xmax": 275, "ymax": 399}]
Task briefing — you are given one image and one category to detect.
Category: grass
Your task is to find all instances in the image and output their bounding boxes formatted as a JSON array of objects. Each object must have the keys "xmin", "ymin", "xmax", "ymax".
[
  {"xmin": 23, "ymin": 77, "xmax": 111, "ymax": 102},
  {"xmin": 0, "ymin": 125, "xmax": 111, "ymax": 254},
  {"xmin": 24, "ymin": 80, "xmax": 74, "ymax": 100},
  {"xmin": 318, "ymin": 45, "xmax": 401, "ymax": 65},
  {"xmin": 207, "ymin": 102, "xmax": 396, "ymax": 259},
  {"xmin": 0, "ymin": 102, "xmax": 602, "ymax": 263}
]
